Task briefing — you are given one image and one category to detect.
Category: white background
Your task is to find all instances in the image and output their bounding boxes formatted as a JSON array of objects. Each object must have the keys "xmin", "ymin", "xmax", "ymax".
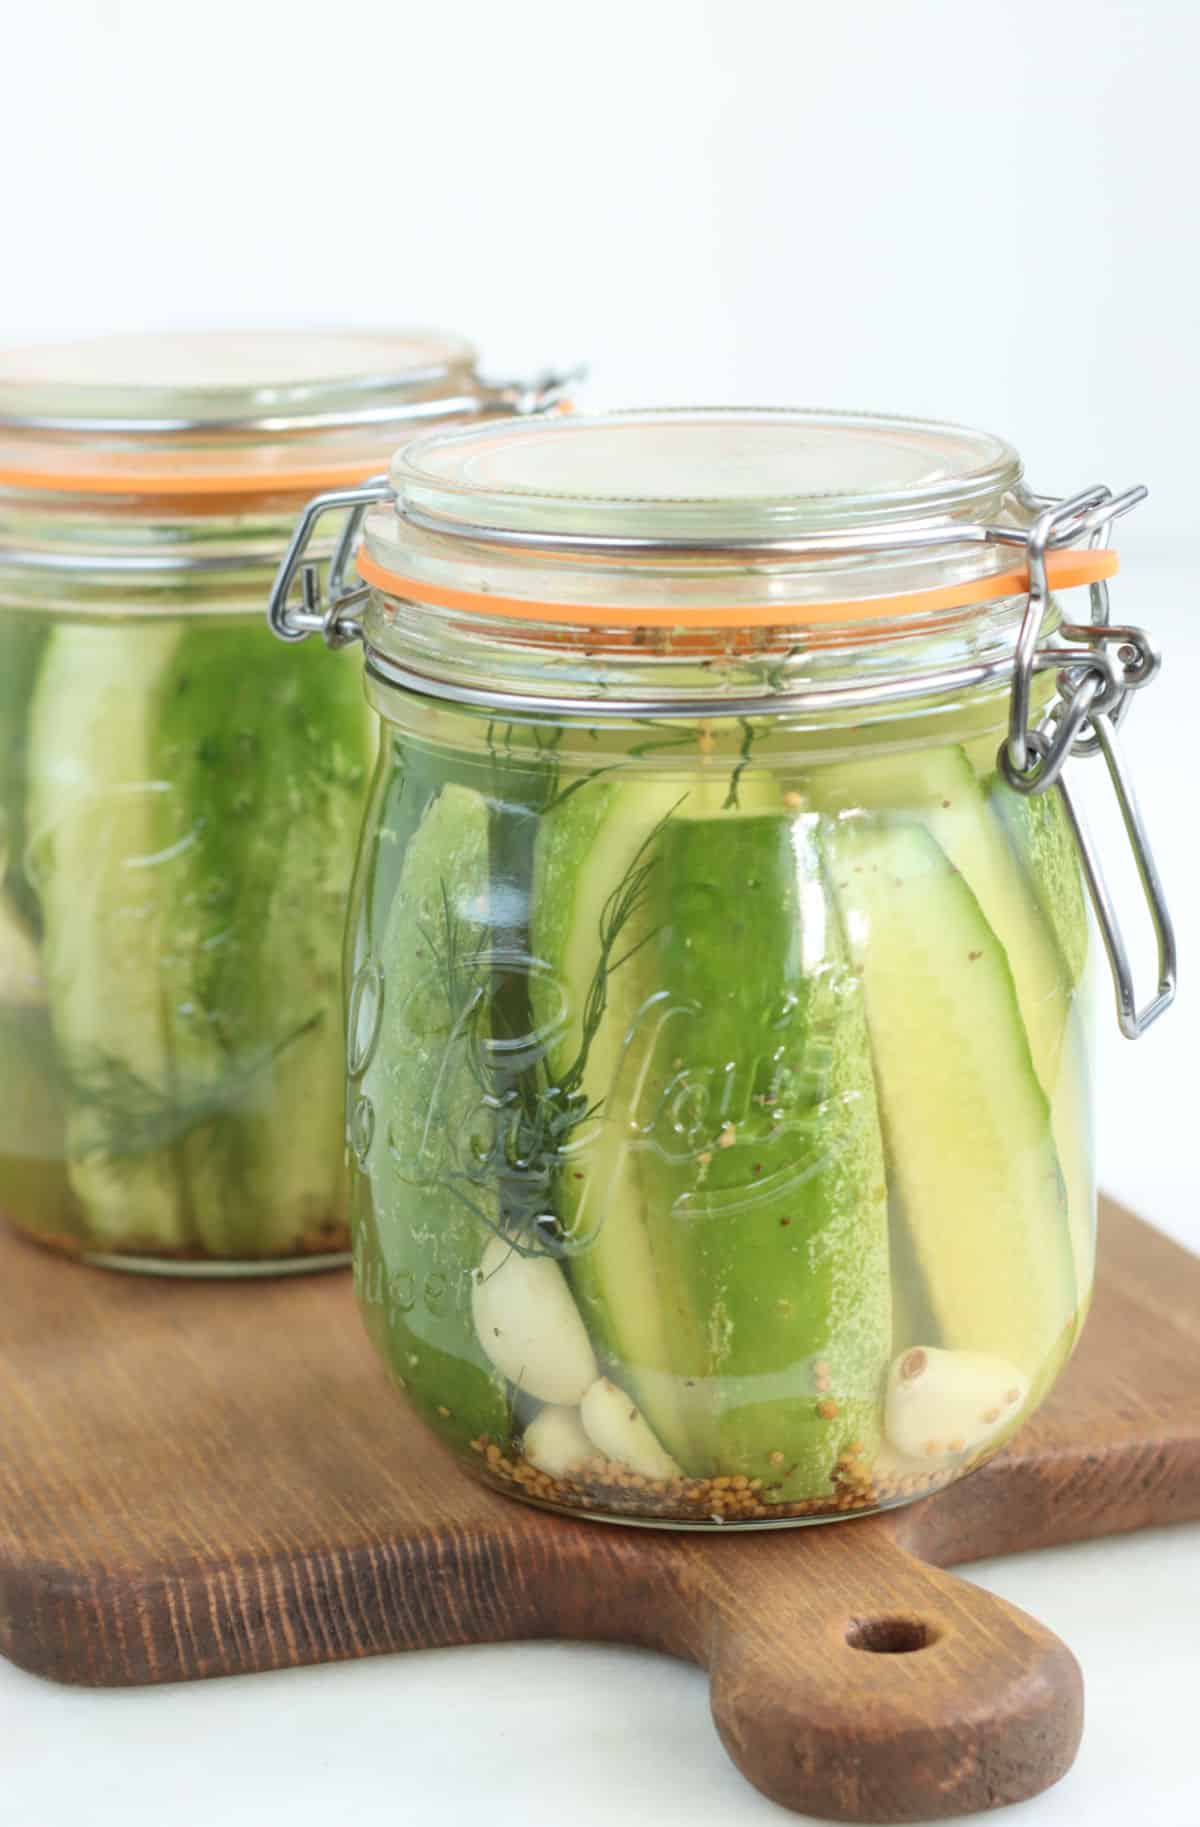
[
  {"xmin": 5, "ymin": 0, "xmax": 1199, "ymax": 539},
  {"xmin": 2, "ymin": 3, "xmax": 1198, "ymax": 1824}
]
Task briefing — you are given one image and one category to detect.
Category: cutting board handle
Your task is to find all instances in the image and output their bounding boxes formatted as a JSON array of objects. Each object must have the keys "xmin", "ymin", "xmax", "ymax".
[{"xmin": 675, "ymin": 1515, "xmax": 1084, "ymax": 1822}]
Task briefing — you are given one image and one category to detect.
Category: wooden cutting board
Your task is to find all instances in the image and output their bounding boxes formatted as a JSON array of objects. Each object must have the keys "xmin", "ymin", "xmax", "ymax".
[{"xmin": 2, "ymin": 1197, "xmax": 1198, "ymax": 1823}]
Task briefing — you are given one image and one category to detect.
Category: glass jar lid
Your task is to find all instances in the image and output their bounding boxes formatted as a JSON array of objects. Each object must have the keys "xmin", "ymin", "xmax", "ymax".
[
  {"xmin": 358, "ymin": 408, "xmax": 1117, "ymax": 628},
  {"xmin": 0, "ymin": 329, "xmax": 569, "ymax": 501},
  {"xmin": 393, "ymin": 405, "xmax": 1020, "ymax": 534}
]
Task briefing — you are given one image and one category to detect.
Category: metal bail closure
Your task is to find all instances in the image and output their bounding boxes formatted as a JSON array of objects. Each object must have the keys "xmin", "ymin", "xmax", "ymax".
[
  {"xmin": 268, "ymin": 475, "xmax": 391, "ymax": 646},
  {"xmin": 999, "ymin": 480, "xmax": 1175, "ymax": 1038},
  {"xmin": 1056, "ymin": 714, "xmax": 1177, "ymax": 1039},
  {"xmin": 266, "ymin": 364, "xmax": 582, "ymax": 645}
]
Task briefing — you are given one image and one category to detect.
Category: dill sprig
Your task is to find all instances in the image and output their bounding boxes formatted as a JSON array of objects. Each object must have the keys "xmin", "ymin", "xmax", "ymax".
[
  {"xmin": 627, "ymin": 720, "xmax": 702, "ymax": 761},
  {"xmin": 66, "ymin": 1014, "xmax": 323, "ymax": 1161},
  {"xmin": 762, "ymin": 644, "xmax": 804, "ymax": 693},
  {"xmin": 419, "ymin": 801, "xmax": 682, "ymax": 1257},
  {"xmin": 485, "ymin": 712, "xmax": 622, "ymax": 815},
  {"xmin": 723, "ymin": 717, "xmax": 759, "ymax": 811},
  {"xmin": 552, "ymin": 807, "xmax": 673, "ymax": 1111}
]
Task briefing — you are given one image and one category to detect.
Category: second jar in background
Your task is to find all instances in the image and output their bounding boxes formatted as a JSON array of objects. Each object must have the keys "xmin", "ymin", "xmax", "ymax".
[{"xmin": 0, "ymin": 329, "xmax": 571, "ymax": 1272}]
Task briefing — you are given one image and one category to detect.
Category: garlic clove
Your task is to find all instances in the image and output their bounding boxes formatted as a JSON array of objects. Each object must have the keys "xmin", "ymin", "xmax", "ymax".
[
  {"xmin": 580, "ymin": 1376, "xmax": 683, "ymax": 1480},
  {"xmin": 522, "ymin": 1405, "xmax": 593, "ymax": 1479},
  {"xmin": 884, "ymin": 1345, "xmax": 1029, "ymax": 1462},
  {"xmin": 471, "ymin": 1234, "xmax": 597, "ymax": 1405}
]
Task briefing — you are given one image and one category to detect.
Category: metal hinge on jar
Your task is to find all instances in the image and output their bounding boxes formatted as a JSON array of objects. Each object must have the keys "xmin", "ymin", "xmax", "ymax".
[
  {"xmin": 997, "ymin": 485, "xmax": 1175, "ymax": 1038},
  {"xmin": 267, "ymin": 366, "xmax": 580, "ymax": 646}
]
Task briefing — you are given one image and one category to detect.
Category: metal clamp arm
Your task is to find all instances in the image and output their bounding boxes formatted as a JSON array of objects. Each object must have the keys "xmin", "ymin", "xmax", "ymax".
[
  {"xmin": 478, "ymin": 364, "xmax": 585, "ymax": 416},
  {"xmin": 998, "ymin": 477, "xmax": 1173, "ymax": 1037},
  {"xmin": 266, "ymin": 365, "xmax": 584, "ymax": 646},
  {"xmin": 267, "ymin": 477, "xmax": 393, "ymax": 645},
  {"xmin": 1057, "ymin": 713, "xmax": 1177, "ymax": 1038}
]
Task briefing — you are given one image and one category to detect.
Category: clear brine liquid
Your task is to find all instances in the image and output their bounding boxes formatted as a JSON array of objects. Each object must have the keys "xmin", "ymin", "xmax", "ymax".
[
  {"xmin": 0, "ymin": 608, "xmax": 372, "ymax": 1268},
  {"xmin": 349, "ymin": 708, "xmax": 1092, "ymax": 1525}
]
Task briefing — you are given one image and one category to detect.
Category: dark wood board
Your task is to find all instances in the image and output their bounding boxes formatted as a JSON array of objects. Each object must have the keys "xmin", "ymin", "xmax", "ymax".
[{"xmin": 2, "ymin": 1197, "xmax": 1198, "ymax": 1823}]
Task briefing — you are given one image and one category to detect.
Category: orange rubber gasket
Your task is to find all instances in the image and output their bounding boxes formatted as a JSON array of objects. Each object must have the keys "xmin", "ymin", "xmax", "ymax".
[
  {"xmin": 357, "ymin": 545, "xmax": 1119, "ymax": 630},
  {"xmin": 0, "ymin": 403, "xmax": 574, "ymax": 500},
  {"xmin": 0, "ymin": 452, "xmax": 396, "ymax": 500}
]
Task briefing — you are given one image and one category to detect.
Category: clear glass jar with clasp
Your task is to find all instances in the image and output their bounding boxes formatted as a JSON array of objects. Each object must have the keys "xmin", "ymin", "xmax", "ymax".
[
  {"xmin": 273, "ymin": 407, "xmax": 1174, "ymax": 1520},
  {"xmin": 0, "ymin": 329, "xmax": 575, "ymax": 1274}
]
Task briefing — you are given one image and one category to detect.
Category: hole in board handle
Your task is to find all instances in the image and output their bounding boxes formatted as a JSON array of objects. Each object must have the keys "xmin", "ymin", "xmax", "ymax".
[{"xmin": 845, "ymin": 1616, "xmax": 936, "ymax": 1655}]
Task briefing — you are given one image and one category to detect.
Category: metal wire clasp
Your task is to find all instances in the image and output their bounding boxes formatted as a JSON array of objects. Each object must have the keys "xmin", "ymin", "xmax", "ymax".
[
  {"xmin": 999, "ymin": 482, "xmax": 1175, "ymax": 1038},
  {"xmin": 266, "ymin": 365, "xmax": 583, "ymax": 645},
  {"xmin": 267, "ymin": 475, "xmax": 391, "ymax": 646}
]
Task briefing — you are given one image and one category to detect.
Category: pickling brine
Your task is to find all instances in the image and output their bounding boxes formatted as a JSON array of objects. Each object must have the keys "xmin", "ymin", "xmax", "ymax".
[
  {"xmin": 348, "ymin": 705, "xmax": 1092, "ymax": 1523},
  {"xmin": 0, "ymin": 608, "xmax": 371, "ymax": 1266}
]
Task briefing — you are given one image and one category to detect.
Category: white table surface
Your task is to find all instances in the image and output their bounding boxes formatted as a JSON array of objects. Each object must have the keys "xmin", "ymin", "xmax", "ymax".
[{"xmin": 3, "ymin": 539, "xmax": 1196, "ymax": 1827}]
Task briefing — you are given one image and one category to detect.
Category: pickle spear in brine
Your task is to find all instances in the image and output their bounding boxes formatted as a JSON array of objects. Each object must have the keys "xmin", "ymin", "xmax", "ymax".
[
  {"xmin": 532, "ymin": 769, "xmax": 892, "ymax": 1496},
  {"xmin": 356, "ymin": 781, "xmax": 510, "ymax": 1452}
]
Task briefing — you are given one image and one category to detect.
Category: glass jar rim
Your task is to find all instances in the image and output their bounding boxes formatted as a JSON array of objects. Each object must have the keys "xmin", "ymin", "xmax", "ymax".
[{"xmin": 389, "ymin": 405, "xmax": 1022, "ymax": 532}]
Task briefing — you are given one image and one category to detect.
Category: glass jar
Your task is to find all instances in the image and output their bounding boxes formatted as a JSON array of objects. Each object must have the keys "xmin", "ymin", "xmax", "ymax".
[
  {"xmin": 274, "ymin": 407, "xmax": 1174, "ymax": 1522},
  {"xmin": 0, "ymin": 330, "xmax": 574, "ymax": 1274}
]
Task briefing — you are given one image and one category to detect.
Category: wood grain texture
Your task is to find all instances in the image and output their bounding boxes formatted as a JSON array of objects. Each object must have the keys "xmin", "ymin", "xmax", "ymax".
[{"xmin": 2, "ymin": 1197, "xmax": 1198, "ymax": 1823}]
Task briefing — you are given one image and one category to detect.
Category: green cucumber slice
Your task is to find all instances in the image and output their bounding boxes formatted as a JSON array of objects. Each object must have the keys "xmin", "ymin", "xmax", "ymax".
[
  {"xmin": 152, "ymin": 625, "xmax": 371, "ymax": 1258},
  {"xmin": 26, "ymin": 621, "xmax": 371, "ymax": 1258},
  {"xmin": 27, "ymin": 623, "xmax": 191, "ymax": 1249},
  {"xmin": 823, "ymin": 813, "xmax": 1076, "ymax": 1375},
  {"xmin": 968, "ymin": 745, "xmax": 1095, "ymax": 1327},
  {"xmin": 964, "ymin": 731, "xmax": 1090, "ymax": 989},
  {"xmin": 356, "ymin": 782, "xmax": 510, "ymax": 1454},
  {"xmin": 810, "ymin": 746, "xmax": 1072, "ymax": 1086},
  {"xmin": 634, "ymin": 808, "xmax": 891, "ymax": 1495},
  {"xmin": 532, "ymin": 771, "xmax": 703, "ymax": 1463},
  {"xmin": 533, "ymin": 764, "xmax": 891, "ymax": 1493},
  {"xmin": 809, "ymin": 746, "xmax": 1087, "ymax": 1340}
]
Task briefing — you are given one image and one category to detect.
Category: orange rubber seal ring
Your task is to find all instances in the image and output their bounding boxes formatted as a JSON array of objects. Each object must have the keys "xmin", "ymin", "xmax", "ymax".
[
  {"xmin": 0, "ymin": 402, "xmax": 574, "ymax": 500},
  {"xmin": 356, "ymin": 546, "xmax": 1119, "ymax": 630},
  {"xmin": 0, "ymin": 453, "xmax": 396, "ymax": 500}
]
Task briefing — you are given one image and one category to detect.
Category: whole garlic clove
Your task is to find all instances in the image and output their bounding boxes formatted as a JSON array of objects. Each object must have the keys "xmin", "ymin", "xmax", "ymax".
[
  {"xmin": 580, "ymin": 1376, "xmax": 683, "ymax": 1480},
  {"xmin": 471, "ymin": 1234, "xmax": 597, "ymax": 1405},
  {"xmin": 523, "ymin": 1405, "xmax": 593, "ymax": 1479},
  {"xmin": 884, "ymin": 1346, "xmax": 1029, "ymax": 1463}
]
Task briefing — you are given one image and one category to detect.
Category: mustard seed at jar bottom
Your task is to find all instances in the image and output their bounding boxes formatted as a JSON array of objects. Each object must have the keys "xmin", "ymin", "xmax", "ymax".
[
  {"xmin": 276, "ymin": 407, "xmax": 1174, "ymax": 1521},
  {"xmin": 0, "ymin": 331, "xmax": 574, "ymax": 1274}
]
